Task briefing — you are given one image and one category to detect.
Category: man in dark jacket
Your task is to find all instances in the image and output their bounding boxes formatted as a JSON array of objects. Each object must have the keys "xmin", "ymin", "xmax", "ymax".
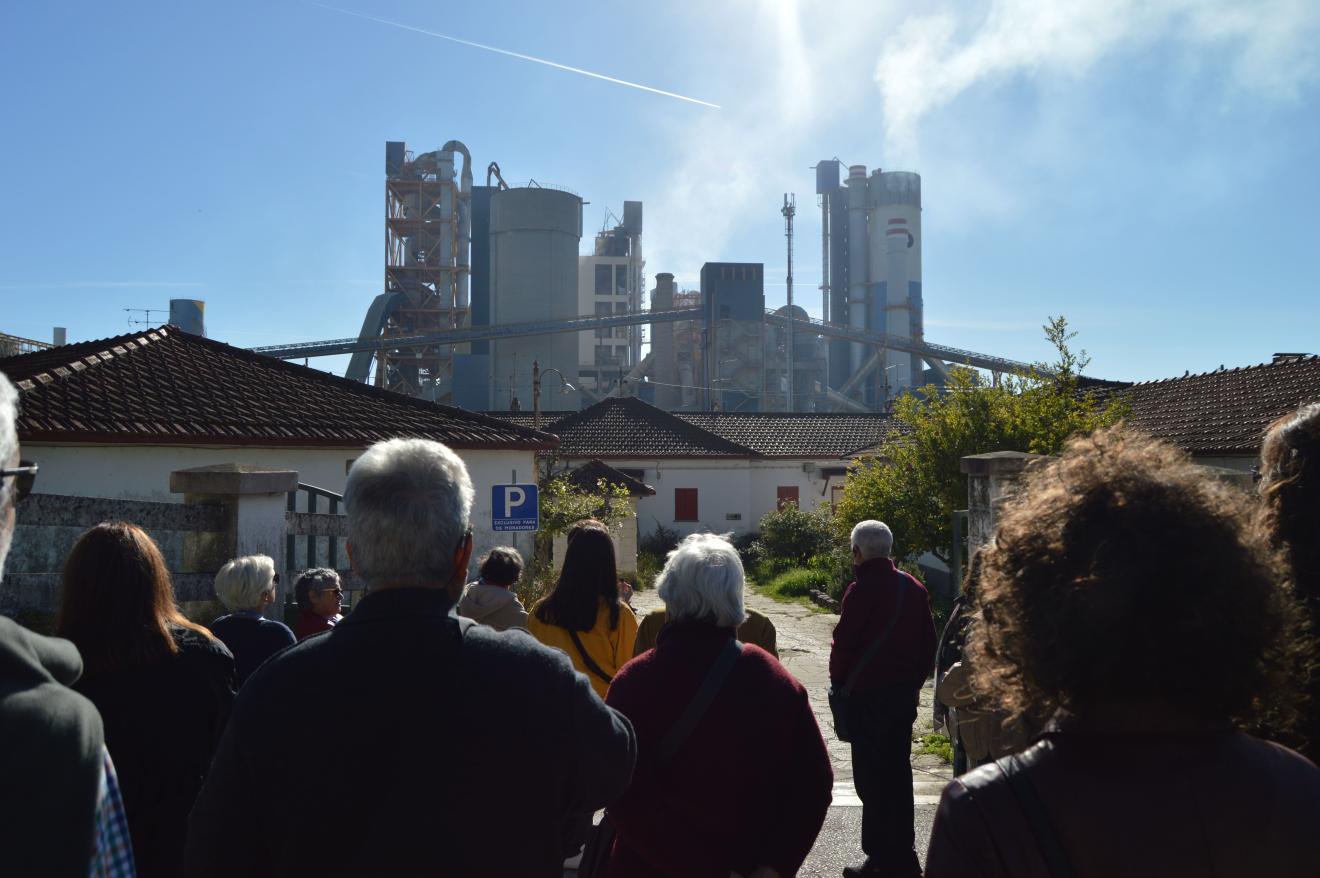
[
  {"xmin": 185, "ymin": 437, "xmax": 637, "ymax": 877},
  {"xmin": 0, "ymin": 371, "xmax": 116, "ymax": 877},
  {"xmin": 830, "ymin": 520, "xmax": 936, "ymax": 878}
]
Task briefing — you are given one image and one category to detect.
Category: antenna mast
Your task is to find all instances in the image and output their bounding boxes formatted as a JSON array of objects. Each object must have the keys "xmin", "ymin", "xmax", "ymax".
[{"xmin": 781, "ymin": 193, "xmax": 796, "ymax": 412}]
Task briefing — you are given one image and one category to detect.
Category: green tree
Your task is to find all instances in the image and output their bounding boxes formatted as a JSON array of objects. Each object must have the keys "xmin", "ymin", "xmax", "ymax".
[
  {"xmin": 835, "ymin": 317, "xmax": 1127, "ymax": 563},
  {"xmin": 537, "ymin": 476, "xmax": 632, "ymax": 537}
]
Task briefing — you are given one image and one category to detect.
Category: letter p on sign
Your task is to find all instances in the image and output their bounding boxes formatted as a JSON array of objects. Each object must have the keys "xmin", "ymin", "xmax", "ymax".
[
  {"xmin": 492, "ymin": 484, "xmax": 539, "ymax": 532},
  {"xmin": 504, "ymin": 486, "xmax": 525, "ymax": 519}
]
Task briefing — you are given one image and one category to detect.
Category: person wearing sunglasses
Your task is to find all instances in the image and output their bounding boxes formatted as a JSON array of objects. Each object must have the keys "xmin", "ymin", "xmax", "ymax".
[
  {"xmin": 0, "ymin": 371, "xmax": 137, "ymax": 877},
  {"xmin": 292, "ymin": 567, "xmax": 344, "ymax": 640}
]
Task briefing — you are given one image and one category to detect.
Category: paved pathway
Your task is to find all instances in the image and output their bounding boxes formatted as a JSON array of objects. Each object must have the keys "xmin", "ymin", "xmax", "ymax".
[{"xmin": 627, "ymin": 587, "xmax": 952, "ymax": 875}]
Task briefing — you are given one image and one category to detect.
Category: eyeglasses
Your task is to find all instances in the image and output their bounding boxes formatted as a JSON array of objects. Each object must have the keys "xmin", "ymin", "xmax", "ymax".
[
  {"xmin": 0, "ymin": 461, "xmax": 38, "ymax": 505},
  {"xmin": 316, "ymin": 587, "xmax": 344, "ymax": 597}
]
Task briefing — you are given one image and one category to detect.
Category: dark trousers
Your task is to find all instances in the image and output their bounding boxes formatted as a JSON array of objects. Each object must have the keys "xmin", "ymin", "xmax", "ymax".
[{"xmin": 850, "ymin": 691, "xmax": 920, "ymax": 876}]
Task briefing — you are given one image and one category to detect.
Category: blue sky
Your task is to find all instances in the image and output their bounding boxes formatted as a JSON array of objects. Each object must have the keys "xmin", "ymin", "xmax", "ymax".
[{"xmin": 1, "ymin": 0, "xmax": 1317, "ymax": 382}]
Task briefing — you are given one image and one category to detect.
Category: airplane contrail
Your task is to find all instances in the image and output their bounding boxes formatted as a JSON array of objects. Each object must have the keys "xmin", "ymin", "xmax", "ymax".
[{"xmin": 306, "ymin": 2, "xmax": 721, "ymax": 109}]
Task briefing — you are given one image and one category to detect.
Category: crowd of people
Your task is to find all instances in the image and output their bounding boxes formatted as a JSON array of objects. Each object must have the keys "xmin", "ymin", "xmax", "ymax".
[{"xmin": 2, "ymin": 364, "xmax": 1319, "ymax": 877}]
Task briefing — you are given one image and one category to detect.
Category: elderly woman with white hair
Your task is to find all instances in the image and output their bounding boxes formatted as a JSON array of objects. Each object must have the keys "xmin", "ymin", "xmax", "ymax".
[
  {"xmin": 603, "ymin": 532, "xmax": 833, "ymax": 878},
  {"xmin": 209, "ymin": 555, "xmax": 296, "ymax": 685}
]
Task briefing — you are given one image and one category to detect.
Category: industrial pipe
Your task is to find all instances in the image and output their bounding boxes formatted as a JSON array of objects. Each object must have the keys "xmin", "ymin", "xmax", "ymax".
[
  {"xmin": 846, "ymin": 165, "xmax": 869, "ymax": 375},
  {"xmin": 443, "ymin": 141, "xmax": 473, "ymax": 314}
]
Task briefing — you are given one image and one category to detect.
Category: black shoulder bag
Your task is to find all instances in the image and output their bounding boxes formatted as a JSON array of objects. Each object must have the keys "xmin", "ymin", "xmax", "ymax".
[
  {"xmin": 569, "ymin": 629, "xmax": 616, "ymax": 686},
  {"xmin": 828, "ymin": 583, "xmax": 907, "ymax": 742},
  {"xmin": 577, "ymin": 638, "xmax": 744, "ymax": 878}
]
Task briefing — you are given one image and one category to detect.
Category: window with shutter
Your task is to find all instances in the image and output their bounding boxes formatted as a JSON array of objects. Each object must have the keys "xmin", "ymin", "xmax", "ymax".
[{"xmin": 674, "ymin": 488, "xmax": 698, "ymax": 522}]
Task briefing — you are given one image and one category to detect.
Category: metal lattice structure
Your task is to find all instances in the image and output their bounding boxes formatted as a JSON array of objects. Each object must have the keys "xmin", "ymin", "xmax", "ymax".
[{"xmin": 378, "ymin": 140, "xmax": 472, "ymax": 398}]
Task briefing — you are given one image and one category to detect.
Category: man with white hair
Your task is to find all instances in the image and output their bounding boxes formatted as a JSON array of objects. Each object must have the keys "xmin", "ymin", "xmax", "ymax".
[
  {"xmin": 830, "ymin": 520, "xmax": 936, "ymax": 878},
  {"xmin": 0, "ymin": 371, "xmax": 135, "ymax": 876},
  {"xmin": 186, "ymin": 437, "xmax": 637, "ymax": 876}
]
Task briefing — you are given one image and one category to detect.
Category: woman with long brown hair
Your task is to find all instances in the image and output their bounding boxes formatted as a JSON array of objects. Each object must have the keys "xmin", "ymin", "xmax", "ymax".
[
  {"xmin": 527, "ymin": 519, "xmax": 638, "ymax": 699},
  {"xmin": 57, "ymin": 521, "xmax": 235, "ymax": 878}
]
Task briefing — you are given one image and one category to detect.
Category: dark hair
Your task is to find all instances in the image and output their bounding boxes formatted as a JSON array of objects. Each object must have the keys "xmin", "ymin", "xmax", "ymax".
[
  {"xmin": 294, "ymin": 568, "xmax": 340, "ymax": 608},
  {"xmin": 533, "ymin": 519, "xmax": 621, "ymax": 632},
  {"xmin": 1259, "ymin": 404, "xmax": 1320, "ymax": 606},
  {"xmin": 479, "ymin": 547, "xmax": 523, "ymax": 587},
  {"xmin": 56, "ymin": 521, "xmax": 213, "ymax": 675},
  {"xmin": 968, "ymin": 426, "xmax": 1301, "ymax": 728}
]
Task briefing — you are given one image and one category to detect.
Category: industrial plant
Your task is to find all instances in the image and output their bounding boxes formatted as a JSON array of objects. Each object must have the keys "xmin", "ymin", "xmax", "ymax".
[{"xmin": 252, "ymin": 141, "xmax": 1038, "ymax": 413}]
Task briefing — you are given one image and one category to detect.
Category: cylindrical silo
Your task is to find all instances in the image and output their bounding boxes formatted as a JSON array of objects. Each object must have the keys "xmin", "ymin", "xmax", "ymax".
[
  {"xmin": 845, "ymin": 165, "xmax": 869, "ymax": 374},
  {"xmin": 169, "ymin": 299, "xmax": 206, "ymax": 336},
  {"xmin": 868, "ymin": 170, "xmax": 921, "ymax": 399},
  {"xmin": 489, "ymin": 186, "xmax": 583, "ymax": 409}
]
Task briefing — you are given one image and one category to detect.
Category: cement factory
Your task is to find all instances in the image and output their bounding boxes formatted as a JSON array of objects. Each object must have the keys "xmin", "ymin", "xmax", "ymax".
[{"xmin": 253, "ymin": 140, "xmax": 1038, "ymax": 413}]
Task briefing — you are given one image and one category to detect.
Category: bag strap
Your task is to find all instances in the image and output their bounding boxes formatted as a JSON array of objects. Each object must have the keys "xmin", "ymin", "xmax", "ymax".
[
  {"xmin": 658, "ymin": 639, "xmax": 743, "ymax": 765},
  {"xmin": 568, "ymin": 629, "xmax": 615, "ymax": 685},
  {"xmin": 995, "ymin": 752, "xmax": 1076, "ymax": 878},
  {"xmin": 840, "ymin": 577, "xmax": 908, "ymax": 696}
]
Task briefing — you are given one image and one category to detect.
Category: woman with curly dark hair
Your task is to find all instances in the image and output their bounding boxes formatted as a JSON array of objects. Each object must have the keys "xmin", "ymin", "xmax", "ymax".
[
  {"xmin": 1258, "ymin": 402, "xmax": 1320, "ymax": 764},
  {"xmin": 57, "ymin": 522, "xmax": 236, "ymax": 878},
  {"xmin": 925, "ymin": 426, "xmax": 1320, "ymax": 878}
]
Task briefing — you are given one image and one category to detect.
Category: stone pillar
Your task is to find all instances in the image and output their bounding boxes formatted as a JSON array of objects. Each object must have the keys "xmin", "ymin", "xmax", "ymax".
[
  {"xmin": 959, "ymin": 451, "xmax": 1042, "ymax": 551},
  {"xmin": 170, "ymin": 464, "xmax": 299, "ymax": 619}
]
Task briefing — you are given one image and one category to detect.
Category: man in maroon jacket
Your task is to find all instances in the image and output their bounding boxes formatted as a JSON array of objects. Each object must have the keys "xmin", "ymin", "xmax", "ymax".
[{"xmin": 830, "ymin": 520, "xmax": 936, "ymax": 878}]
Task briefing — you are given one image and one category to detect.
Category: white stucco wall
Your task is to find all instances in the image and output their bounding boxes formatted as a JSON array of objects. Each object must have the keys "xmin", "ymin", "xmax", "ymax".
[
  {"xmin": 561, "ymin": 457, "xmax": 845, "ymax": 539},
  {"xmin": 22, "ymin": 442, "xmax": 539, "ymax": 580}
]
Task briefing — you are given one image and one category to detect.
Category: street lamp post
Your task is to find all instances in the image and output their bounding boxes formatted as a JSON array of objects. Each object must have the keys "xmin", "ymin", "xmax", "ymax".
[
  {"xmin": 532, "ymin": 359, "xmax": 575, "ymax": 431},
  {"xmin": 883, "ymin": 363, "xmax": 908, "ymax": 412}
]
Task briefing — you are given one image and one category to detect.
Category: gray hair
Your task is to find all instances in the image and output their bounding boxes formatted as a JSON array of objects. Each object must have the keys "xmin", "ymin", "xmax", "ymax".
[
  {"xmin": 851, "ymin": 519, "xmax": 893, "ymax": 561},
  {"xmin": 344, "ymin": 438, "xmax": 474, "ymax": 587},
  {"xmin": 294, "ymin": 567, "xmax": 340, "ymax": 607},
  {"xmin": 214, "ymin": 555, "xmax": 277, "ymax": 612},
  {"xmin": 656, "ymin": 532, "xmax": 747, "ymax": 628},
  {"xmin": 0, "ymin": 372, "xmax": 17, "ymax": 575}
]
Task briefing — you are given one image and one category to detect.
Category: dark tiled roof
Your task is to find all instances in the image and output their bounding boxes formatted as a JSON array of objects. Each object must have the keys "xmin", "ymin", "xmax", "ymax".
[
  {"xmin": 483, "ymin": 411, "xmax": 575, "ymax": 432},
  {"xmin": 0, "ymin": 326, "xmax": 558, "ymax": 450},
  {"xmin": 675, "ymin": 411, "xmax": 904, "ymax": 457},
  {"xmin": 1124, "ymin": 355, "xmax": 1320, "ymax": 455},
  {"xmin": 513, "ymin": 397, "xmax": 758, "ymax": 458},
  {"xmin": 561, "ymin": 459, "xmax": 656, "ymax": 496}
]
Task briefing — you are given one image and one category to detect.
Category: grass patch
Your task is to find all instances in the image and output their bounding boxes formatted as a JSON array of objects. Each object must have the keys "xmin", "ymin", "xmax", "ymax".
[
  {"xmin": 752, "ymin": 568, "xmax": 835, "ymax": 614},
  {"xmin": 915, "ymin": 732, "xmax": 954, "ymax": 764}
]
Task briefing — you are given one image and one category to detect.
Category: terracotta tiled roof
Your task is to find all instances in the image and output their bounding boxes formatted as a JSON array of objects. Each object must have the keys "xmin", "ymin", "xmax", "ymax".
[
  {"xmin": 675, "ymin": 411, "xmax": 904, "ymax": 457},
  {"xmin": 1124, "ymin": 355, "xmax": 1320, "ymax": 455},
  {"xmin": 506, "ymin": 397, "xmax": 758, "ymax": 458},
  {"xmin": 561, "ymin": 459, "xmax": 656, "ymax": 496},
  {"xmin": 0, "ymin": 326, "xmax": 558, "ymax": 450}
]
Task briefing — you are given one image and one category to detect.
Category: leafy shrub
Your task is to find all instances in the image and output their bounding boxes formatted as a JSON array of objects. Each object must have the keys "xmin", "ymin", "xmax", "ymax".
[
  {"xmin": 758, "ymin": 505, "xmax": 836, "ymax": 571},
  {"xmin": 634, "ymin": 551, "xmax": 662, "ymax": 591},
  {"xmin": 639, "ymin": 524, "xmax": 681, "ymax": 558}
]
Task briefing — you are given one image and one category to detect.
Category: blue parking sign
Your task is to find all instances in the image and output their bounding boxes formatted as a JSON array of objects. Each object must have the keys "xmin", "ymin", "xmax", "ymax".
[{"xmin": 492, "ymin": 484, "xmax": 539, "ymax": 532}]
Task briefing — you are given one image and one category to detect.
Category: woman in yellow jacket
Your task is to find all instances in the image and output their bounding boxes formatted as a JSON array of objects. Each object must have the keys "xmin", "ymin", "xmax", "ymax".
[{"xmin": 528, "ymin": 519, "xmax": 638, "ymax": 699}]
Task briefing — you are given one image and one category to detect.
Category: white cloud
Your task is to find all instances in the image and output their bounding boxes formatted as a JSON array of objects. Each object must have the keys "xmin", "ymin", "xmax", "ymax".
[
  {"xmin": 874, "ymin": 0, "xmax": 1320, "ymax": 158},
  {"xmin": 646, "ymin": 0, "xmax": 1320, "ymax": 286}
]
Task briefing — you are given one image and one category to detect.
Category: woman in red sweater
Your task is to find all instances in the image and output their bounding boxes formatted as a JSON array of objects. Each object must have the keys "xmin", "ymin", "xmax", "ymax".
[{"xmin": 605, "ymin": 533, "xmax": 833, "ymax": 877}]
